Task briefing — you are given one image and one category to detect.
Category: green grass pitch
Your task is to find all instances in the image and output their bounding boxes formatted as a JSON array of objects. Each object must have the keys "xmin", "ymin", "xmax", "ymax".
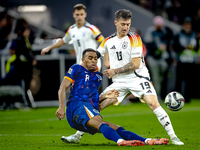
[{"xmin": 0, "ymin": 99, "xmax": 200, "ymax": 150}]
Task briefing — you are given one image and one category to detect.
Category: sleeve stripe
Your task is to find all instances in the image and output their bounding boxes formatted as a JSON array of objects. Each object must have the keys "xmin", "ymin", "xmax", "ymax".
[
  {"xmin": 128, "ymin": 33, "xmax": 142, "ymax": 48},
  {"xmin": 100, "ymin": 37, "xmax": 110, "ymax": 47},
  {"xmin": 64, "ymin": 76, "xmax": 73, "ymax": 82}
]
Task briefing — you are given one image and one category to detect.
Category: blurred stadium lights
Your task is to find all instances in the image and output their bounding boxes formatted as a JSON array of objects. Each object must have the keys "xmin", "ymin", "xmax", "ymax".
[{"xmin": 17, "ymin": 5, "xmax": 47, "ymax": 12}]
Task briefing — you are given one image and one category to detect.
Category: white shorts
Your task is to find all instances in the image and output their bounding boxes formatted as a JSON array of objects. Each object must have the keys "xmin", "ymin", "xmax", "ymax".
[{"xmin": 101, "ymin": 77, "xmax": 157, "ymax": 105}]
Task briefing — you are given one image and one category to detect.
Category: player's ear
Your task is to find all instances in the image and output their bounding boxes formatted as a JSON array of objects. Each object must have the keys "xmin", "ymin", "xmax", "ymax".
[
  {"xmin": 73, "ymin": 12, "xmax": 75, "ymax": 18},
  {"xmin": 114, "ymin": 20, "xmax": 117, "ymax": 25},
  {"xmin": 82, "ymin": 57, "xmax": 84, "ymax": 63},
  {"xmin": 85, "ymin": 12, "xmax": 87, "ymax": 18}
]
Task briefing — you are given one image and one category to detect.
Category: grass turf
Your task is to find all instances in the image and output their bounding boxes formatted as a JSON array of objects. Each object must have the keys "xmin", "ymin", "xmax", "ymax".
[{"xmin": 0, "ymin": 99, "xmax": 200, "ymax": 150}]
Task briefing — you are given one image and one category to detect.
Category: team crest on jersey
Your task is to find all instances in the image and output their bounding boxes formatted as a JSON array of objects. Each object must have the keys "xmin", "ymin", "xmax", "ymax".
[
  {"xmin": 122, "ymin": 41, "xmax": 128, "ymax": 49},
  {"xmin": 95, "ymin": 74, "xmax": 102, "ymax": 80},
  {"xmin": 68, "ymin": 68, "xmax": 72, "ymax": 74}
]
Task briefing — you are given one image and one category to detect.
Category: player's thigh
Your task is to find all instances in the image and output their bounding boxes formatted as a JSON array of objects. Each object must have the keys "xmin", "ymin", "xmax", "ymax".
[
  {"xmin": 67, "ymin": 101, "xmax": 101, "ymax": 134},
  {"xmin": 129, "ymin": 78, "xmax": 157, "ymax": 100},
  {"xmin": 101, "ymin": 82, "xmax": 129, "ymax": 105}
]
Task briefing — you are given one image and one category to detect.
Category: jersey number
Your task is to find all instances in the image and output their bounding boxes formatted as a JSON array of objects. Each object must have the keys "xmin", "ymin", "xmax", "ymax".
[
  {"xmin": 77, "ymin": 40, "xmax": 81, "ymax": 47},
  {"xmin": 139, "ymin": 82, "xmax": 151, "ymax": 90},
  {"xmin": 116, "ymin": 51, "xmax": 122, "ymax": 60}
]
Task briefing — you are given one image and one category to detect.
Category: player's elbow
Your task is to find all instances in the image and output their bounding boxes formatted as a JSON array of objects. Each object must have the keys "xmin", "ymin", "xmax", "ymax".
[
  {"xmin": 104, "ymin": 63, "xmax": 110, "ymax": 69},
  {"xmin": 134, "ymin": 63, "xmax": 140, "ymax": 70}
]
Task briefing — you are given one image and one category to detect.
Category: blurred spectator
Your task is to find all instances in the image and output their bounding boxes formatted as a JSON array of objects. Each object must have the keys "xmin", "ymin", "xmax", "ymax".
[
  {"xmin": 144, "ymin": 16, "xmax": 174, "ymax": 101},
  {"xmin": 15, "ymin": 19, "xmax": 35, "ymax": 44},
  {"xmin": 173, "ymin": 16, "xmax": 198, "ymax": 103},
  {"xmin": 0, "ymin": 10, "xmax": 12, "ymax": 50},
  {"xmin": 10, "ymin": 25, "xmax": 37, "ymax": 107},
  {"xmin": 0, "ymin": 48, "xmax": 22, "ymax": 86}
]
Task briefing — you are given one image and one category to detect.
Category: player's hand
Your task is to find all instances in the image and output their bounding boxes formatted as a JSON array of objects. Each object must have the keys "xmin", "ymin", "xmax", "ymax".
[
  {"xmin": 104, "ymin": 89, "xmax": 119, "ymax": 99},
  {"xmin": 41, "ymin": 47, "xmax": 51, "ymax": 55},
  {"xmin": 103, "ymin": 69, "xmax": 115, "ymax": 79},
  {"xmin": 55, "ymin": 107, "xmax": 65, "ymax": 120}
]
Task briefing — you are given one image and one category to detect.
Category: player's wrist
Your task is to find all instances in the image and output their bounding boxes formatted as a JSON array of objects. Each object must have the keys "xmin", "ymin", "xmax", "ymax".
[{"xmin": 114, "ymin": 69, "xmax": 117, "ymax": 75}]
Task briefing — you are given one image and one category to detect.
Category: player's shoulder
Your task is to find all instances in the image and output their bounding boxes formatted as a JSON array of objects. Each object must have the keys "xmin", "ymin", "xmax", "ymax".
[
  {"xmin": 104, "ymin": 33, "xmax": 117, "ymax": 42},
  {"xmin": 127, "ymin": 31, "xmax": 143, "ymax": 47},
  {"xmin": 127, "ymin": 31, "xmax": 139, "ymax": 38},
  {"xmin": 99, "ymin": 33, "xmax": 117, "ymax": 47},
  {"xmin": 127, "ymin": 31, "xmax": 142, "ymax": 42},
  {"xmin": 65, "ymin": 24, "xmax": 76, "ymax": 34},
  {"xmin": 70, "ymin": 64, "xmax": 82, "ymax": 70},
  {"xmin": 84, "ymin": 21, "xmax": 100, "ymax": 31}
]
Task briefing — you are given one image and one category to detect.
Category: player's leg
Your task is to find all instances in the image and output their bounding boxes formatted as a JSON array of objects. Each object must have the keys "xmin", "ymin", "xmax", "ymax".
[
  {"xmin": 87, "ymin": 115, "xmax": 144, "ymax": 146},
  {"xmin": 144, "ymin": 95, "xmax": 184, "ymax": 145},
  {"xmin": 129, "ymin": 78, "xmax": 183, "ymax": 145},
  {"xmin": 104, "ymin": 121, "xmax": 168, "ymax": 145}
]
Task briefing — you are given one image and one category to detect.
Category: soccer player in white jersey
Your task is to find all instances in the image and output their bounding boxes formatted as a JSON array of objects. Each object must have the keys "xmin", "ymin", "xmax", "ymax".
[
  {"xmin": 41, "ymin": 4, "xmax": 104, "ymax": 70},
  {"xmin": 66, "ymin": 9, "xmax": 184, "ymax": 145}
]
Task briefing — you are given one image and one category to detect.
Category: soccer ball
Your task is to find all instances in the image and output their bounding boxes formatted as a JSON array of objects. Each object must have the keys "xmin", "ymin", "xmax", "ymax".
[{"xmin": 164, "ymin": 91, "xmax": 185, "ymax": 111}]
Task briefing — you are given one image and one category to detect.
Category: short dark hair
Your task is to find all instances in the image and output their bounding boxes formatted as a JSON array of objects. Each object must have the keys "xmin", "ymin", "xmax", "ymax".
[
  {"xmin": 73, "ymin": 4, "xmax": 86, "ymax": 12},
  {"xmin": 115, "ymin": 9, "xmax": 132, "ymax": 21},
  {"xmin": 82, "ymin": 48, "xmax": 96, "ymax": 58}
]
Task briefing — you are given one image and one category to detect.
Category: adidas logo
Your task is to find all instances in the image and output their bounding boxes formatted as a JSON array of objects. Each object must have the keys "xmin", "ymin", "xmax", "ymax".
[
  {"xmin": 146, "ymin": 90, "xmax": 152, "ymax": 93},
  {"xmin": 110, "ymin": 45, "xmax": 116, "ymax": 49}
]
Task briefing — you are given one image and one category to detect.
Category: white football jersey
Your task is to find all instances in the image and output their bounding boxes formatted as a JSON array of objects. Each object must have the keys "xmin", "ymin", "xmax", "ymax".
[
  {"xmin": 63, "ymin": 21, "xmax": 104, "ymax": 69},
  {"xmin": 97, "ymin": 31, "xmax": 150, "ymax": 82}
]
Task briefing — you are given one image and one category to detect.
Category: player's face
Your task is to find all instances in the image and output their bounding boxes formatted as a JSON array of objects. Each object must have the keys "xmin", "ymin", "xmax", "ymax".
[
  {"xmin": 73, "ymin": 9, "xmax": 87, "ymax": 26},
  {"xmin": 115, "ymin": 18, "xmax": 131, "ymax": 38},
  {"xmin": 82, "ymin": 52, "xmax": 97, "ymax": 72}
]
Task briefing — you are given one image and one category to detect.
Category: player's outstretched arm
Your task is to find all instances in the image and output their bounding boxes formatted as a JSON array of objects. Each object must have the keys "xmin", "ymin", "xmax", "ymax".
[
  {"xmin": 56, "ymin": 78, "xmax": 71, "ymax": 120},
  {"xmin": 103, "ymin": 57, "xmax": 141, "ymax": 79},
  {"xmin": 41, "ymin": 39, "xmax": 65, "ymax": 55}
]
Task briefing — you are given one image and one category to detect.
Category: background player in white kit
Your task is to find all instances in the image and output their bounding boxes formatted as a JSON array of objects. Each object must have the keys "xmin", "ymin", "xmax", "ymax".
[
  {"xmin": 40, "ymin": 3, "xmax": 104, "ymax": 70},
  {"xmin": 66, "ymin": 9, "xmax": 184, "ymax": 145}
]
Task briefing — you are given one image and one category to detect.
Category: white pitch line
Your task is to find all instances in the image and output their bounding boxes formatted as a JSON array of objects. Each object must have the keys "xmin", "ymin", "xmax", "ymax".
[
  {"xmin": 0, "ymin": 106, "xmax": 199, "ymax": 125},
  {"xmin": 0, "ymin": 134, "xmax": 63, "ymax": 136}
]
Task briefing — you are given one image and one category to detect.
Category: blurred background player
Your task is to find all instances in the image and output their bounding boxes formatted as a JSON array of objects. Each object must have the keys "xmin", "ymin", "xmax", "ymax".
[{"xmin": 40, "ymin": 3, "xmax": 104, "ymax": 71}]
